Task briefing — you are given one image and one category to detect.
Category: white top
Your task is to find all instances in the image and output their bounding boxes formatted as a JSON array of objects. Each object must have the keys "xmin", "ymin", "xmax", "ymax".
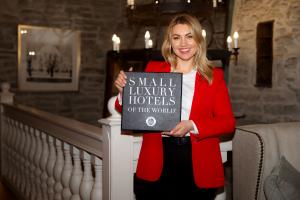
[{"xmin": 181, "ymin": 69, "xmax": 199, "ymax": 135}]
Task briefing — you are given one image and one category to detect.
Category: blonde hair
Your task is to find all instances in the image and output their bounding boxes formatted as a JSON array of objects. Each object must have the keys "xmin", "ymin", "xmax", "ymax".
[{"xmin": 162, "ymin": 14, "xmax": 213, "ymax": 83}]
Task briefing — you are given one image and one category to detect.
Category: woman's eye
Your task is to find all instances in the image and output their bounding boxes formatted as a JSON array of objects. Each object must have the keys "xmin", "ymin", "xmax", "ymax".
[
  {"xmin": 172, "ymin": 36, "xmax": 179, "ymax": 40},
  {"xmin": 187, "ymin": 35, "xmax": 193, "ymax": 39}
]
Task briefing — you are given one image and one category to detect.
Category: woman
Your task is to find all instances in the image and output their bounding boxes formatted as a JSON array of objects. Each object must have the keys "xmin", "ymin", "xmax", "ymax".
[{"xmin": 114, "ymin": 14, "xmax": 235, "ymax": 200}]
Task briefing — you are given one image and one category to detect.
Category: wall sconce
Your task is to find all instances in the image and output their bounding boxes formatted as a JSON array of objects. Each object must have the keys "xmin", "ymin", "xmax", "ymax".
[
  {"xmin": 227, "ymin": 31, "xmax": 240, "ymax": 65},
  {"xmin": 231, "ymin": 47, "xmax": 240, "ymax": 65}
]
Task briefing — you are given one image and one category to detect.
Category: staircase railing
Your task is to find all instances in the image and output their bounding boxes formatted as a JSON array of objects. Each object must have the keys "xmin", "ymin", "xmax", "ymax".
[
  {"xmin": 0, "ymin": 83, "xmax": 103, "ymax": 200},
  {"xmin": 0, "ymin": 82, "xmax": 232, "ymax": 200}
]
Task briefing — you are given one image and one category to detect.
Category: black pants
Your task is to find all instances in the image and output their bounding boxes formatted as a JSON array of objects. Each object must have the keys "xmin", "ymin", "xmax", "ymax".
[{"xmin": 134, "ymin": 137, "xmax": 217, "ymax": 200}]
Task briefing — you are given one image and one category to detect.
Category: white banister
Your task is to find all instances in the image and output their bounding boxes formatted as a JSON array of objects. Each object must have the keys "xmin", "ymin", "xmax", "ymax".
[
  {"xmin": 1, "ymin": 83, "xmax": 103, "ymax": 200},
  {"xmin": 107, "ymin": 96, "xmax": 121, "ymax": 120},
  {"xmin": 99, "ymin": 96, "xmax": 135, "ymax": 200},
  {"xmin": 100, "ymin": 116, "xmax": 134, "ymax": 200},
  {"xmin": 1, "ymin": 85, "xmax": 230, "ymax": 200}
]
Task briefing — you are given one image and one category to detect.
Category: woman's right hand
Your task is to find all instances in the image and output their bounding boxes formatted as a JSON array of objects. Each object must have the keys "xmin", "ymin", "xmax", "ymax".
[{"xmin": 114, "ymin": 67, "xmax": 133, "ymax": 94}]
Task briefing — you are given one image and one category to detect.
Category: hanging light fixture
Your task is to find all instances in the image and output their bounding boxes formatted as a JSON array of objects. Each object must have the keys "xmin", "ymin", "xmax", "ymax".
[
  {"xmin": 127, "ymin": 0, "xmax": 224, "ymax": 9},
  {"xmin": 126, "ymin": 0, "xmax": 228, "ymax": 26}
]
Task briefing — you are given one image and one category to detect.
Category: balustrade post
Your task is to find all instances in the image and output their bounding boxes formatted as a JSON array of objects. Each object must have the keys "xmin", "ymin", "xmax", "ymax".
[
  {"xmin": 1, "ymin": 117, "xmax": 9, "ymax": 179},
  {"xmin": 54, "ymin": 139, "xmax": 64, "ymax": 200},
  {"xmin": 12, "ymin": 121, "xmax": 20, "ymax": 187},
  {"xmin": 99, "ymin": 96, "xmax": 135, "ymax": 200},
  {"xmin": 40, "ymin": 132, "xmax": 49, "ymax": 200},
  {"xmin": 61, "ymin": 143, "xmax": 72, "ymax": 200},
  {"xmin": 0, "ymin": 82, "xmax": 14, "ymax": 177},
  {"xmin": 70, "ymin": 146, "xmax": 82, "ymax": 200},
  {"xmin": 34, "ymin": 130, "xmax": 43, "ymax": 199},
  {"xmin": 6, "ymin": 119, "xmax": 14, "ymax": 182},
  {"xmin": 0, "ymin": 82, "xmax": 14, "ymax": 106},
  {"xmin": 47, "ymin": 135, "xmax": 56, "ymax": 200},
  {"xmin": 91, "ymin": 157, "xmax": 102, "ymax": 200},
  {"xmin": 17, "ymin": 123, "xmax": 25, "ymax": 193},
  {"xmin": 79, "ymin": 151, "xmax": 93, "ymax": 200},
  {"xmin": 11, "ymin": 121, "xmax": 19, "ymax": 186},
  {"xmin": 29, "ymin": 127, "xmax": 37, "ymax": 200},
  {"xmin": 24, "ymin": 125, "xmax": 32, "ymax": 199},
  {"xmin": 19, "ymin": 123, "xmax": 27, "ymax": 195}
]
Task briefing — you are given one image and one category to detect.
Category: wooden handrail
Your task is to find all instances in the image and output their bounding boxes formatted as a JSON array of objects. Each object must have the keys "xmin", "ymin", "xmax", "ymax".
[{"xmin": 2, "ymin": 103, "xmax": 103, "ymax": 157}]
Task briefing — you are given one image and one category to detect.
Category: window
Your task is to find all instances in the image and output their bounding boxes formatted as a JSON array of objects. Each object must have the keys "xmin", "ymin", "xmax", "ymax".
[{"xmin": 256, "ymin": 21, "xmax": 274, "ymax": 87}]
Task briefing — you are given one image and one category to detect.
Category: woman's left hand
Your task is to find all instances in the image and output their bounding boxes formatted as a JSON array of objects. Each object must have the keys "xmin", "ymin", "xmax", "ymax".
[{"xmin": 169, "ymin": 120, "xmax": 194, "ymax": 137}]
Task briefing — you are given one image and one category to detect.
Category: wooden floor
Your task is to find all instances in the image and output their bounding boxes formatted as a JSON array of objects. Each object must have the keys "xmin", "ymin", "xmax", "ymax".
[{"xmin": 0, "ymin": 181, "xmax": 17, "ymax": 200}]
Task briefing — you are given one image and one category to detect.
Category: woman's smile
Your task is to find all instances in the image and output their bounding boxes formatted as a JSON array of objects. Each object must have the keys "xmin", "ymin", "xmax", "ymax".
[
  {"xmin": 178, "ymin": 48, "xmax": 191, "ymax": 53},
  {"xmin": 171, "ymin": 24, "xmax": 197, "ymax": 62}
]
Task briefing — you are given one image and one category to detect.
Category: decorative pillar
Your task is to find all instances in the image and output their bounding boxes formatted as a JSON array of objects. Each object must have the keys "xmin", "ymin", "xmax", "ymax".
[
  {"xmin": 99, "ymin": 96, "xmax": 134, "ymax": 200},
  {"xmin": 0, "ymin": 82, "xmax": 14, "ymax": 176},
  {"xmin": 91, "ymin": 157, "xmax": 102, "ymax": 200},
  {"xmin": 0, "ymin": 82, "xmax": 14, "ymax": 177},
  {"xmin": 61, "ymin": 143, "xmax": 72, "ymax": 200},
  {"xmin": 0, "ymin": 82, "xmax": 14, "ymax": 105}
]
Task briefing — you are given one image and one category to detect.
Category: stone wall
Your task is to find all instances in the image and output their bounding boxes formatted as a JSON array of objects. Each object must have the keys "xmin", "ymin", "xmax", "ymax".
[
  {"xmin": 0, "ymin": 0, "xmax": 229, "ymax": 125},
  {"xmin": 229, "ymin": 0, "xmax": 300, "ymax": 124},
  {"xmin": 0, "ymin": 0, "xmax": 127, "ymax": 125}
]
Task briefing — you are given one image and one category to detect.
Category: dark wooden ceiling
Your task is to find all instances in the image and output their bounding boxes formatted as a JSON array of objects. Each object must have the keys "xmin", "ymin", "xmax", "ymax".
[{"xmin": 126, "ymin": 0, "xmax": 229, "ymax": 26}]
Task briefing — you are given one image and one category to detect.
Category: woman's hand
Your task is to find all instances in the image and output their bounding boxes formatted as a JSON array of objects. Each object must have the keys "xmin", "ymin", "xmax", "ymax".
[
  {"xmin": 114, "ymin": 67, "xmax": 133, "ymax": 94},
  {"xmin": 168, "ymin": 120, "xmax": 194, "ymax": 137}
]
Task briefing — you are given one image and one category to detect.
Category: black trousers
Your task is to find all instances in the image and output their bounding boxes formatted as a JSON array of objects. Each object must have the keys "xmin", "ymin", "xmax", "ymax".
[{"xmin": 134, "ymin": 137, "xmax": 217, "ymax": 200}]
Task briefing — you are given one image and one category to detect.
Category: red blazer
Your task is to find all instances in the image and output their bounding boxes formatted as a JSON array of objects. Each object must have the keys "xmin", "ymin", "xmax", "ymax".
[{"xmin": 115, "ymin": 61, "xmax": 236, "ymax": 188}]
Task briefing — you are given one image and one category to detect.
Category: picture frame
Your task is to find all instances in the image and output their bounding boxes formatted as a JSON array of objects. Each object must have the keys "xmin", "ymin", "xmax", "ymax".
[{"xmin": 18, "ymin": 25, "xmax": 81, "ymax": 91}]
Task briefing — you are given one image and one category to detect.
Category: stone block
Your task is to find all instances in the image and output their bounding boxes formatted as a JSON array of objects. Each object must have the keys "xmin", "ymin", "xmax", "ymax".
[{"xmin": 263, "ymin": 104, "xmax": 298, "ymax": 115}]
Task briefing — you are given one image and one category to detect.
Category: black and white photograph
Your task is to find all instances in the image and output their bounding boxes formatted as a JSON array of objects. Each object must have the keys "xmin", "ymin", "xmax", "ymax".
[{"xmin": 18, "ymin": 25, "xmax": 81, "ymax": 91}]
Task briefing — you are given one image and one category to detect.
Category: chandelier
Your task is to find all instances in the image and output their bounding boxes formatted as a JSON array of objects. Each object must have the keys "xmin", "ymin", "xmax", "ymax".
[
  {"xmin": 123, "ymin": 0, "xmax": 239, "ymax": 65},
  {"xmin": 126, "ymin": 0, "xmax": 227, "ymax": 25}
]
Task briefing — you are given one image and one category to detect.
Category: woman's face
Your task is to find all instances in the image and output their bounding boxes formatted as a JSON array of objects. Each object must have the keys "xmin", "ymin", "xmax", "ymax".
[{"xmin": 170, "ymin": 23, "xmax": 198, "ymax": 62}]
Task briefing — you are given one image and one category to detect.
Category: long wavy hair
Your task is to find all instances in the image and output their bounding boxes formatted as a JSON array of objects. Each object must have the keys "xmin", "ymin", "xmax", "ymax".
[{"xmin": 162, "ymin": 14, "xmax": 213, "ymax": 83}]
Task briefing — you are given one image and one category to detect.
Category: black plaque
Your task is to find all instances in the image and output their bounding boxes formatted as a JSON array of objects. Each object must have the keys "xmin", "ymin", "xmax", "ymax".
[{"xmin": 121, "ymin": 72, "xmax": 182, "ymax": 132}]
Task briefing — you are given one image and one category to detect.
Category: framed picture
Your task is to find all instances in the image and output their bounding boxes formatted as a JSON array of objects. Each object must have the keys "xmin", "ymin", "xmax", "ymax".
[{"xmin": 18, "ymin": 25, "xmax": 81, "ymax": 91}]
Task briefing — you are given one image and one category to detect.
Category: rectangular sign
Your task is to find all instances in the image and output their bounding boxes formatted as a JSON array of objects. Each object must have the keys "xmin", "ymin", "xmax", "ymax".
[{"xmin": 121, "ymin": 72, "xmax": 182, "ymax": 132}]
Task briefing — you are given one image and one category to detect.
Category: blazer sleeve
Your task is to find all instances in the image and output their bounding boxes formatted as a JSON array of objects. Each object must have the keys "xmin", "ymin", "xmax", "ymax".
[
  {"xmin": 115, "ymin": 96, "xmax": 122, "ymax": 113},
  {"xmin": 193, "ymin": 69, "xmax": 236, "ymax": 140}
]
